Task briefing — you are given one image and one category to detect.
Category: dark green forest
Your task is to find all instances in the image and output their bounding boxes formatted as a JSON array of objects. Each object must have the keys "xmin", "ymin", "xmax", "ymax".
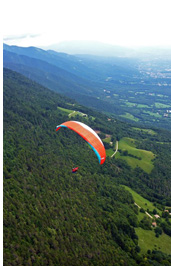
[{"xmin": 3, "ymin": 69, "xmax": 171, "ymax": 265}]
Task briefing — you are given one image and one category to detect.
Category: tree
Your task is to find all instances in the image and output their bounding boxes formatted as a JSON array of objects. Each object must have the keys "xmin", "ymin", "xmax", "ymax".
[
  {"xmin": 154, "ymin": 227, "xmax": 162, "ymax": 237},
  {"xmin": 139, "ymin": 216, "xmax": 152, "ymax": 230},
  {"xmin": 153, "ymin": 209, "xmax": 157, "ymax": 215}
]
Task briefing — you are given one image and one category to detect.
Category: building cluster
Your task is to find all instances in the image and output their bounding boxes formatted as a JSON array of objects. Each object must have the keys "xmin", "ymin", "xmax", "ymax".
[{"xmin": 152, "ymin": 209, "xmax": 171, "ymax": 227}]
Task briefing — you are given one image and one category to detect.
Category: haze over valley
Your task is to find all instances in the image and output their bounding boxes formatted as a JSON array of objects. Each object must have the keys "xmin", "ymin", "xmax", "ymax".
[{"xmin": 3, "ymin": 42, "xmax": 171, "ymax": 130}]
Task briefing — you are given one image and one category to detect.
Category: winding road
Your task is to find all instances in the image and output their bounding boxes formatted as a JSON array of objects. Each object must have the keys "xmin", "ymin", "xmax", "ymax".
[{"xmin": 111, "ymin": 141, "xmax": 119, "ymax": 158}]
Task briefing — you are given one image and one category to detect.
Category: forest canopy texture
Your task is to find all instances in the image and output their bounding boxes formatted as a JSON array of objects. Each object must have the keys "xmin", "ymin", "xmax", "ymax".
[{"xmin": 3, "ymin": 68, "xmax": 171, "ymax": 265}]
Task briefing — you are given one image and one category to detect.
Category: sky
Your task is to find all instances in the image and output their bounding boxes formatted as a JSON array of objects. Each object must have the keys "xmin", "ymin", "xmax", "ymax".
[{"xmin": 2, "ymin": 0, "xmax": 171, "ymax": 48}]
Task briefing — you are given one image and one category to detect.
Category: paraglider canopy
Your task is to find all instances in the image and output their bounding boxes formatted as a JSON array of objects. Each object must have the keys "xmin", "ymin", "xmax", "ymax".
[{"xmin": 56, "ymin": 121, "xmax": 106, "ymax": 165}]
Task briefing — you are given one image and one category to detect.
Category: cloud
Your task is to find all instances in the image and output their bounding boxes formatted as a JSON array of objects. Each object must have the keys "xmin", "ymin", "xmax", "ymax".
[{"xmin": 3, "ymin": 33, "xmax": 41, "ymax": 41}]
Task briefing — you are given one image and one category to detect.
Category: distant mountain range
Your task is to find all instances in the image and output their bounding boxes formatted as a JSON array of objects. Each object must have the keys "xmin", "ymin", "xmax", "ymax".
[
  {"xmin": 3, "ymin": 43, "xmax": 139, "ymax": 112},
  {"xmin": 3, "ymin": 43, "xmax": 139, "ymax": 80},
  {"xmin": 41, "ymin": 40, "xmax": 134, "ymax": 57},
  {"xmin": 40, "ymin": 40, "xmax": 171, "ymax": 59}
]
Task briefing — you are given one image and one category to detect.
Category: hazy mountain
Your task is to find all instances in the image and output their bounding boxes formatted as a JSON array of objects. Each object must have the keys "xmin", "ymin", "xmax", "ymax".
[
  {"xmin": 3, "ymin": 44, "xmax": 140, "ymax": 108},
  {"xmin": 3, "ymin": 49, "xmax": 100, "ymax": 97},
  {"xmin": 3, "ymin": 43, "xmax": 139, "ymax": 80},
  {"xmin": 3, "ymin": 43, "xmax": 100, "ymax": 80},
  {"xmin": 41, "ymin": 40, "xmax": 135, "ymax": 57},
  {"xmin": 41, "ymin": 40, "xmax": 171, "ymax": 59}
]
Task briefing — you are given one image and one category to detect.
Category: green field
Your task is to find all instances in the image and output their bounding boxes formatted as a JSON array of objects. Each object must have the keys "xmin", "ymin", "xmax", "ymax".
[
  {"xmin": 124, "ymin": 101, "xmax": 150, "ymax": 108},
  {"xmin": 155, "ymin": 102, "xmax": 171, "ymax": 108},
  {"xmin": 123, "ymin": 186, "xmax": 161, "ymax": 215},
  {"xmin": 103, "ymin": 136, "xmax": 112, "ymax": 143},
  {"xmin": 132, "ymin": 127, "xmax": 156, "ymax": 135},
  {"xmin": 137, "ymin": 104, "xmax": 150, "ymax": 108},
  {"xmin": 106, "ymin": 148, "xmax": 115, "ymax": 157},
  {"xmin": 124, "ymin": 102, "xmax": 136, "ymax": 107},
  {"xmin": 115, "ymin": 137, "xmax": 155, "ymax": 173},
  {"xmin": 58, "ymin": 107, "xmax": 90, "ymax": 119},
  {"xmin": 120, "ymin": 112, "xmax": 139, "ymax": 122},
  {"xmin": 58, "ymin": 106, "xmax": 73, "ymax": 114},
  {"xmin": 143, "ymin": 110, "xmax": 162, "ymax": 118},
  {"xmin": 135, "ymin": 228, "xmax": 171, "ymax": 255},
  {"xmin": 123, "ymin": 186, "xmax": 171, "ymax": 255}
]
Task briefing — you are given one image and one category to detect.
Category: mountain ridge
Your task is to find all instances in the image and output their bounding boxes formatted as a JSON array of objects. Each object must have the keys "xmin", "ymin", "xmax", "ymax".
[{"xmin": 40, "ymin": 40, "xmax": 171, "ymax": 58}]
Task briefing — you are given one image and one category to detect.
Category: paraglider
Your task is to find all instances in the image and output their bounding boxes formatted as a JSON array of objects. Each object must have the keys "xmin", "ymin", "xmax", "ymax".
[
  {"xmin": 72, "ymin": 167, "xmax": 79, "ymax": 173},
  {"xmin": 56, "ymin": 121, "xmax": 106, "ymax": 165}
]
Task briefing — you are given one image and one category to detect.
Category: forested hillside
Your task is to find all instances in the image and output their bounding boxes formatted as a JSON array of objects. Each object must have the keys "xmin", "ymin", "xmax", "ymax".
[{"xmin": 3, "ymin": 69, "xmax": 171, "ymax": 265}]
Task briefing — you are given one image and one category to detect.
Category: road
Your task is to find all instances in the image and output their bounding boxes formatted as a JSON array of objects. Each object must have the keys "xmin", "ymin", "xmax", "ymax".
[
  {"xmin": 134, "ymin": 203, "xmax": 153, "ymax": 219},
  {"xmin": 111, "ymin": 141, "xmax": 119, "ymax": 158}
]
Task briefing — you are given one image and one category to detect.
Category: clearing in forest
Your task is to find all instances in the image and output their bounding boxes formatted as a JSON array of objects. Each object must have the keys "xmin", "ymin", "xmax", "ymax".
[
  {"xmin": 123, "ymin": 186, "xmax": 171, "ymax": 255},
  {"xmin": 115, "ymin": 137, "xmax": 155, "ymax": 173}
]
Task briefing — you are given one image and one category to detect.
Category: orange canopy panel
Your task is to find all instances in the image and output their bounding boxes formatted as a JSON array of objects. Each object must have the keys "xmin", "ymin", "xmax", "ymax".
[{"xmin": 56, "ymin": 121, "xmax": 106, "ymax": 164}]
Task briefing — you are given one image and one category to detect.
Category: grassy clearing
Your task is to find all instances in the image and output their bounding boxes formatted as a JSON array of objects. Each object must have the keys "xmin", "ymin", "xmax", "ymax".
[
  {"xmin": 155, "ymin": 102, "xmax": 171, "ymax": 108},
  {"xmin": 143, "ymin": 111, "xmax": 162, "ymax": 118},
  {"xmin": 157, "ymin": 94, "xmax": 168, "ymax": 98},
  {"xmin": 136, "ymin": 212, "xmax": 147, "ymax": 222},
  {"xmin": 115, "ymin": 137, "xmax": 155, "ymax": 173},
  {"xmin": 58, "ymin": 106, "xmax": 73, "ymax": 114},
  {"xmin": 136, "ymin": 92, "xmax": 145, "ymax": 95},
  {"xmin": 135, "ymin": 228, "xmax": 171, "ymax": 255},
  {"xmin": 124, "ymin": 102, "xmax": 136, "ymax": 107},
  {"xmin": 106, "ymin": 148, "xmax": 115, "ymax": 157},
  {"xmin": 69, "ymin": 111, "xmax": 88, "ymax": 118},
  {"xmin": 137, "ymin": 104, "xmax": 150, "ymax": 108},
  {"xmin": 58, "ymin": 107, "xmax": 94, "ymax": 119},
  {"xmin": 120, "ymin": 112, "xmax": 139, "ymax": 122},
  {"xmin": 132, "ymin": 127, "xmax": 156, "ymax": 135},
  {"xmin": 122, "ymin": 186, "xmax": 161, "ymax": 215},
  {"xmin": 103, "ymin": 137, "xmax": 112, "ymax": 143},
  {"xmin": 122, "ymin": 186, "xmax": 171, "ymax": 255},
  {"xmin": 124, "ymin": 101, "xmax": 150, "ymax": 108}
]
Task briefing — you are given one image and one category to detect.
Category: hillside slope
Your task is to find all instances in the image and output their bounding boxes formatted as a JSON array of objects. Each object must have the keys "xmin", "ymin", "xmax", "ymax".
[
  {"xmin": 3, "ymin": 68, "xmax": 139, "ymax": 265},
  {"xmin": 3, "ymin": 49, "xmax": 100, "ymax": 95},
  {"xmin": 3, "ymin": 69, "xmax": 171, "ymax": 265},
  {"xmin": 3, "ymin": 43, "xmax": 139, "ymax": 81}
]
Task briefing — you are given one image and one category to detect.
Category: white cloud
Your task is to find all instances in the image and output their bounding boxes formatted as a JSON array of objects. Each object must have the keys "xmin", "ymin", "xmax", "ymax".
[{"xmin": 2, "ymin": 0, "xmax": 171, "ymax": 47}]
